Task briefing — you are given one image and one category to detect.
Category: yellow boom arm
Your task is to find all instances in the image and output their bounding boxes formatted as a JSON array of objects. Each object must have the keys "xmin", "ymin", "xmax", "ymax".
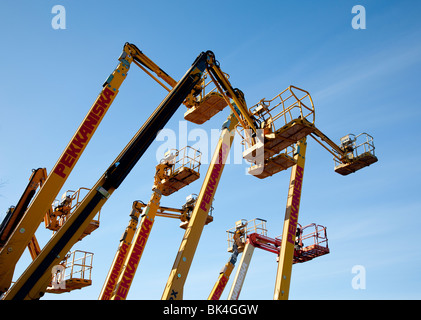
[
  {"xmin": 208, "ymin": 244, "xmax": 239, "ymax": 300},
  {"xmin": 0, "ymin": 43, "xmax": 178, "ymax": 295},
  {"xmin": 2, "ymin": 51, "xmax": 208, "ymax": 300},
  {"xmin": 162, "ymin": 112, "xmax": 239, "ymax": 300},
  {"xmin": 273, "ymin": 137, "xmax": 307, "ymax": 300}
]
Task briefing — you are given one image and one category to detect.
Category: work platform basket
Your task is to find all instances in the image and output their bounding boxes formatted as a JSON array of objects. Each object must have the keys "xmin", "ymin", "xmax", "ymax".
[
  {"xmin": 45, "ymin": 187, "xmax": 100, "ymax": 241},
  {"xmin": 239, "ymin": 86, "xmax": 315, "ymax": 178},
  {"xmin": 47, "ymin": 250, "xmax": 93, "ymax": 294},
  {"xmin": 184, "ymin": 71, "xmax": 230, "ymax": 124},
  {"xmin": 227, "ymin": 218, "xmax": 268, "ymax": 253},
  {"xmin": 334, "ymin": 133, "xmax": 378, "ymax": 175},
  {"xmin": 159, "ymin": 146, "xmax": 202, "ymax": 196}
]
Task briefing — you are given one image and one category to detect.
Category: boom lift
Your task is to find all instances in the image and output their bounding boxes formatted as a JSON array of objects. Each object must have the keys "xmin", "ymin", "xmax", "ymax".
[
  {"xmin": 31, "ymin": 187, "xmax": 101, "ymax": 294},
  {"xmin": 132, "ymin": 193, "xmax": 214, "ymax": 230},
  {"xmin": 232, "ymin": 86, "xmax": 377, "ymax": 299},
  {"xmin": 99, "ymin": 147, "xmax": 202, "ymax": 300},
  {"xmin": 0, "ymin": 172, "xmax": 97, "ymax": 295},
  {"xmin": 162, "ymin": 50, "xmax": 270, "ymax": 300},
  {"xmin": 163, "ymin": 82, "xmax": 376, "ymax": 300},
  {"xmin": 0, "ymin": 42, "xmax": 179, "ymax": 294},
  {"xmin": 217, "ymin": 219, "xmax": 328, "ymax": 300},
  {"xmin": 99, "ymin": 192, "xmax": 213, "ymax": 300},
  {"xmin": 162, "ymin": 111, "xmax": 239, "ymax": 300},
  {"xmin": 2, "ymin": 50, "xmax": 209, "ymax": 300},
  {"xmin": 208, "ymin": 219, "xmax": 255, "ymax": 300},
  {"xmin": 238, "ymin": 86, "xmax": 378, "ymax": 178},
  {"xmin": 183, "ymin": 51, "xmax": 258, "ymax": 135}
]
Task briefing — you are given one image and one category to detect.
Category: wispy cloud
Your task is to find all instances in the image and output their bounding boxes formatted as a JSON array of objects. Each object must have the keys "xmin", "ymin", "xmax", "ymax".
[{"xmin": 313, "ymin": 32, "xmax": 421, "ymax": 103}]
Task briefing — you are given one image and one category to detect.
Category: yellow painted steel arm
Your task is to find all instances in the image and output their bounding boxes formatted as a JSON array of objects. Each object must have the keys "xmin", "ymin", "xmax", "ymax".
[
  {"xmin": 0, "ymin": 48, "xmax": 132, "ymax": 294},
  {"xmin": 2, "ymin": 52, "xmax": 208, "ymax": 300},
  {"xmin": 0, "ymin": 168, "xmax": 47, "ymax": 248},
  {"xmin": 208, "ymin": 244, "xmax": 239, "ymax": 300},
  {"xmin": 205, "ymin": 52, "xmax": 257, "ymax": 134},
  {"xmin": 126, "ymin": 43, "xmax": 177, "ymax": 90},
  {"xmin": 107, "ymin": 161, "xmax": 170, "ymax": 300},
  {"xmin": 273, "ymin": 137, "xmax": 307, "ymax": 300},
  {"xmin": 0, "ymin": 43, "xmax": 185, "ymax": 295},
  {"xmin": 109, "ymin": 186, "xmax": 162, "ymax": 300},
  {"xmin": 162, "ymin": 112, "xmax": 239, "ymax": 300},
  {"xmin": 98, "ymin": 200, "xmax": 143, "ymax": 299},
  {"xmin": 309, "ymin": 128, "xmax": 346, "ymax": 162}
]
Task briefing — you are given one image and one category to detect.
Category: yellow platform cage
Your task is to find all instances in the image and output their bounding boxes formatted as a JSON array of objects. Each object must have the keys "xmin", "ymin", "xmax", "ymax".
[
  {"xmin": 238, "ymin": 86, "xmax": 315, "ymax": 178},
  {"xmin": 45, "ymin": 187, "xmax": 100, "ymax": 240},
  {"xmin": 159, "ymin": 146, "xmax": 202, "ymax": 196},
  {"xmin": 334, "ymin": 133, "xmax": 378, "ymax": 175},
  {"xmin": 184, "ymin": 71, "xmax": 230, "ymax": 124},
  {"xmin": 226, "ymin": 218, "xmax": 268, "ymax": 253}
]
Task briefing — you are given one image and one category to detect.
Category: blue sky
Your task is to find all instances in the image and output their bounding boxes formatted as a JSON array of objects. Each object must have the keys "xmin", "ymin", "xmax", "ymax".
[{"xmin": 0, "ymin": 0, "xmax": 420, "ymax": 300}]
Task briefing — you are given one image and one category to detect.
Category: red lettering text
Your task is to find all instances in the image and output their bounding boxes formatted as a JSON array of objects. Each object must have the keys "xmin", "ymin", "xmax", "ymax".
[{"xmin": 53, "ymin": 87, "xmax": 115, "ymax": 179}]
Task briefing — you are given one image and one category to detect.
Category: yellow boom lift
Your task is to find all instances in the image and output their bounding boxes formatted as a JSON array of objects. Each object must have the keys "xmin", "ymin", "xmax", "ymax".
[
  {"xmin": 1, "ymin": 48, "xmax": 210, "ymax": 300},
  {"xmin": 99, "ymin": 192, "xmax": 213, "ymax": 299},
  {"xmin": 0, "ymin": 42, "xmax": 178, "ymax": 295},
  {"xmin": 234, "ymin": 86, "xmax": 377, "ymax": 299},
  {"xmin": 99, "ymin": 51, "xmax": 255, "ymax": 301},
  {"xmin": 161, "ymin": 50, "xmax": 267, "ymax": 300},
  {"xmin": 162, "ymin": 82, "xmax": 377, "ymax": 300},
  {"xmin": 99, "ymin": 147, "xmax": 202, "ymax": 300},
  {"xmin": 42, "ymin": 187, "xmax": 100, "ymax": 293},
  {"xmin": 0, "ymin": 168, "xmax": 47, "ymax": 252},
  {"xmin": 208, "ymin": 219, "xmax": 259, "ymax": 300},
  {"xmin": 162, "ymin": 111, "xmax": 239, "ymax": 300}
]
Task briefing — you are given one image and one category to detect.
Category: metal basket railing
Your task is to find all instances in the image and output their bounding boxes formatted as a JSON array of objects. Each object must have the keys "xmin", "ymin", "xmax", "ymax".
[{"xmin": 237, "ymin": 85, "xmax": 315, "ymax": 152}]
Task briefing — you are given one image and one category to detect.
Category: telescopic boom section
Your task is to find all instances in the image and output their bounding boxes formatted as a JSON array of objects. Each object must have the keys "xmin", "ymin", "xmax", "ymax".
[
  {"xmin": 162, "ymin": 112, "xmax": 239, "ymax": 300},
  {"xmin": 2, "ymin": 52, "xmax": 208, "ymax": 300},
  {"xmin": 98, "ymin": 200, "xmax": 143, "ymax": 300},
  {"xmin": 205, "ymin": 52, "xmax": 257, "ymax": 135},
  {"xmin": 208, "ymin": 243, "xmax": 239, "ymax": 300},
  {"xmin": 227, "ymin": 240, "xmax": 255, "ymax": 300},
  {"xmin": 126, "ymin": 42, "xmax": 177, "ymax": 90},
  {"xmin": 0, "ymin": 168, "xmax": 47, "ymax": 249},
  {"xmin": 108, "ymin": 171, "xmax": 165, "ymax": 300},
  {"xmin": 100, "ymin": 147, "xmax": 201, "ymax": 300},
  {"xmin": 273, "ymin": 137, "xmax": 307, "ymax": 300}
]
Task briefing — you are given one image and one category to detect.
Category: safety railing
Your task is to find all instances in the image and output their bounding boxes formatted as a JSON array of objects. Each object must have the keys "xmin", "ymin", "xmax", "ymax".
[
  {"xmin": 63, "ymin": 250, "xmax": 93, "ymax": 282},
  {"xmin": 162, "ymin": 146, "xmax": 202, "ymax": 176},
  {"xmin": 237, "ymin": 85, "xmax": 315, "ymax": 154},
  {"xmin": 299, "ymin": 223, "xmax": 328, "ymax": 249},
  {"xmin": 198, "ymin": 70, "xmax": 230, "ymax": 102},
  {"xmin": 49, "ymin": 250, "xmax": 94, "ymax": 293},
  {"xmin": 48, "ymin": 188, "xmax": 100, "ymax": 233},
  {"xmin": 334, "ymin": 132, "xmax": 376, "ymax": 167},
  {"xmin": 226, "ymin": 218, "xmax": 267, "ymax": 250},
  {"xmin": 275, "ymin": 223, "xmax": 328, "ymax": 250}
]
